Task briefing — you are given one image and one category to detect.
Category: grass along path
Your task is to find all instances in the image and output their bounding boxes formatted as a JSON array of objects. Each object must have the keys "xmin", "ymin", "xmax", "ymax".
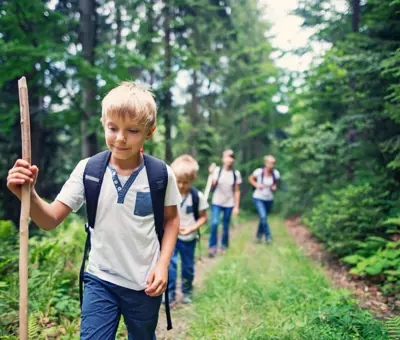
[{"xmin": 175, "ymin": 217, "xmax": 389, "ymax": 339}]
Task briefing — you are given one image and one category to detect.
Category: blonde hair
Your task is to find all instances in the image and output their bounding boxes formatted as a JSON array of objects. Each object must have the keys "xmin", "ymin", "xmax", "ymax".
[
  {"xmin": 101, "ymin": 81, "xmax": 157, "ymax": 129},
  {"xmin": 171, "ymin": 154, "xmax": 199, "ymax": 180},
  {"xmin": 264, "ymin": 155, "xmax": 276, "ymax": 162}
]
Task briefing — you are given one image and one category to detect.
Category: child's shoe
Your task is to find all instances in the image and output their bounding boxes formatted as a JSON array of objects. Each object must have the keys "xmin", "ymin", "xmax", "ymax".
[
  {"xmin": 208, "ymin": 248, "xmax": 216, "ymax": 258},
  {"xmin": 218, "ymin": 248, "xmax": 226, "ymax": 255},
  {"xmin": 182, "ymin": 294, "xmax": 192, "ymax": 304}
]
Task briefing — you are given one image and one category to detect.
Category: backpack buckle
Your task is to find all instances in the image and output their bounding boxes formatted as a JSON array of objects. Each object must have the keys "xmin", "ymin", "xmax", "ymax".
[{"xmin": 84, "ymin": 223, "xmax": 91, "ymax": 233}]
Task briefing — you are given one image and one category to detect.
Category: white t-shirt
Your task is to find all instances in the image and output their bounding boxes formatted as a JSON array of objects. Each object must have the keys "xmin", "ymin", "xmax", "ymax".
[
  {"xmin": 178, "ymin": 191, "xmax": 209, "ymax": 242},
  {"xmin": 56, "ymin": 158, "xmax": 181, "ymax": 290},
  {"xmin": 252, "ymin": 168, "xmax": 280, "ymax": 201},
  {"xmin": 211, "ymin": 167, "xmax": 242, "ymax": 208}
]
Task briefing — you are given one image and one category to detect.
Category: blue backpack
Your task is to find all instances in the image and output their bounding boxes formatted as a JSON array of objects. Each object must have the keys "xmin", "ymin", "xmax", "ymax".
[{"xmin": 79, "ymin": 150, "xmax": 173, "ymax": 330}]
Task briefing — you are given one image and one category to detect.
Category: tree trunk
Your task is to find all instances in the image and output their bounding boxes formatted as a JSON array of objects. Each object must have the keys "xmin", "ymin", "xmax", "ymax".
[
  {"xmin": 352, "ymin": 0, "xmax": 360, "ymax": 33},
  {"xmin": 163, "ymin": 0, "xmax": 173, "ymax": 163},
  {"xmin": 190, "ymin": 70, "xmax": 199, "ymax": 157},
  {"xmin": 116, "ymin": 3, "xmax": 122, "ymax": 45},
  {"xmin": 79, "ymin": 0, "xmax": 98, "ymax": 158}
]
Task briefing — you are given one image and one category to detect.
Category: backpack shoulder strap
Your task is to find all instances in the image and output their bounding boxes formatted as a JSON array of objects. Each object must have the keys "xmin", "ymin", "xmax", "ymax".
[
  {"xmin": 211, "ymin": 166, "xmax": 222, "ymax": 192},
  {"xmin": 143, "ymin": 153, "xmax": 168, "ymax": 245},
  {"xmin": 232, "ymin": 168, "xmax": 237, "ymax": 187},
  {"xmin": 261, "ymin": 167, "xmax": 265, "ymax": 183},
  {"xmin": 190, "ymin": 187, "xmax": 200, "ymax": 221},
  {"xmin": 80, "ymin": 150, "xmax": 111, "ymax": 307},
  {"xmin": 142, "ymin": 153, "xmax": 172, "ymax": 330},
  {"xmin": 272, "ymin": 168, "xmax": 278, "ymax": 185},
  {"xmin": 83, "ymin": 150, "xmax": 111, "ymax": 229}
]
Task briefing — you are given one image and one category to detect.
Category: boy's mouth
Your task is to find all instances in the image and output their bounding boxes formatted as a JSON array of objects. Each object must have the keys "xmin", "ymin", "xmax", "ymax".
[{"xmin": 113, "ymin": 145, "xmax": 129, "ymax": 151}]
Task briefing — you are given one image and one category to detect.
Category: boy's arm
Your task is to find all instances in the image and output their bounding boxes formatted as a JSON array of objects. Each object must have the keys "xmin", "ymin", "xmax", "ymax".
[
  {"xmin": 7, "ymin": 159, "xmax": 72, "ymax": 230},
  {"xmin": 30, "ymin": 191, "xmax": 72, "ymax": 230},
  {"xmin": 180, "ymin": 210, "xmax": 208, "ymax": 235},
  {"xmin": 145, "ymin": 204, "xmax": 179, "ymax": 297}
]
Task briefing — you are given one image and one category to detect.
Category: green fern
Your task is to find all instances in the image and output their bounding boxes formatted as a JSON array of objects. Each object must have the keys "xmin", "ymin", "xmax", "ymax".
[
  {"xmin": 386, "ymin": 316, "xmax": 400, "ymax": 340},
  {"xmin": 28, "ymin": 314, "xmax": 40, "ymax": 340}
]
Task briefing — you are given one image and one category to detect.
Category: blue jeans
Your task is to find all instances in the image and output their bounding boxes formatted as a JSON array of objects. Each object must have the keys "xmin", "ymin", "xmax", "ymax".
[
  {"xmin": 253, "ymin": 198, "xmax": 273, "ymax": 241},
  {"xmin": 81, "ymin": 272, "xmax": 161, "ymax": 340},
  {"xmin": 209, "ymin": 204, "xmax": 233, "ymax": 250},
  {"xmin": 168, "ymin": 239, "xmax": 196, "ymax": 299}
]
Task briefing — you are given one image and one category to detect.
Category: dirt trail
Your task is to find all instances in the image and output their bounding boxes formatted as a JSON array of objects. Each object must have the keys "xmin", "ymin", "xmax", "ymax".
[
  {"xmin": 286, "ymin": 216, "xmax": 399, "ymax": 318},
  {"xmin": 156, "ymin": 223, "xmax": 244, "ymax": 340}
]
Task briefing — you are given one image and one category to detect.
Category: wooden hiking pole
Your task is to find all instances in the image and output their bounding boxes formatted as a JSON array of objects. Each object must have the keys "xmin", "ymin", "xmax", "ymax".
[
  {"xmin": 18, "ymin": 77, "xmax": 31, "ymax": 340},
  {"xmin": 203, "ymin": 162, "xmax": 216, "ymax": 202}
]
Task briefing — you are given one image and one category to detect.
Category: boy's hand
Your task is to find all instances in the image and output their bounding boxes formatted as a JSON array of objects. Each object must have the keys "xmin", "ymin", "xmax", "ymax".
[
  {"xmin": 232, "ymin": 207, "xmax": 239, "ymax": 217},
  {"xmin": 145, "ymin": 263, "xmax": 168, "ymax": 297},
  {"xmin": 179, "ymin": 226, "xmax": 195, "ymax": 235},
  {"xmin": 7, "ymin": 159, "xmax": 39, "ymax": 199},
  {"xmin": 208, "ymin": 163, "xmax": 216, "ymax": 174},
  {"xmin": 256, "ymin": 183, "xmax": 266, "ymax": 189},
  {"xmin": 271, "ymin": 184, "xmax": 277, "ymax": 191}
]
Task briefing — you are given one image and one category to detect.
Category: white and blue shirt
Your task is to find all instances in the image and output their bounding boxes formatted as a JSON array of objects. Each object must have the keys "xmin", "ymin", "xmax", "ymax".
[
  {"xmin": 178, "ymin": 191, "xmax": 209, "ymax": 242},
  {"xmin": 252, "ymin": 168, "xmax": 280, "ymax": 201},
  {"xmin": 56, "ymin": 158, "xmax": 181, "ymax": 290}
]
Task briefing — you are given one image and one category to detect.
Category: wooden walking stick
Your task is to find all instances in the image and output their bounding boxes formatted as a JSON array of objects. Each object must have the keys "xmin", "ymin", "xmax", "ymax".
[{"xmin": 18, "ymin": 77, "xmax": 31, "ymax": 340}]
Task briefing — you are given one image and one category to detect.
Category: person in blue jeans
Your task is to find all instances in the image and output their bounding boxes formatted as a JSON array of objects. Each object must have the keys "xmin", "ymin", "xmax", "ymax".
[
  {"xmin": 248, "ymin": 155, "xmax": 280, "ymax": 244},
  {"xmin": 7, "ymin": 82, "xmax": 181, "ymax": 339},
  {"xmin": 208, "ymin": 150, "xmax": 242, "ymax": 257},
  {"xmin": 168, "ymin": 155, "xmax": 208, "ymax": 304}
]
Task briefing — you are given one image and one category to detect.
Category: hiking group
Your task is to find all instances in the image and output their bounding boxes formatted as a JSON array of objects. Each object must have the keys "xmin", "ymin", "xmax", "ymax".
[{"xmin": 7, "ymin": 81, "xmax": 280, "ymax": 339}]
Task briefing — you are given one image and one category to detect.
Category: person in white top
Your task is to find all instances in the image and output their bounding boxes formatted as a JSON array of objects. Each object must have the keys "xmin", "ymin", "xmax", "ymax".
[
  {"xmin": 7, "ymin": 81, "xmax": 181, "ymax": 339},
  {"xmin": 208, "ymin": 149, "xmax": 242, "ymax": 256},
  {"xmin": 248, "ymin": 155, "xmax": 280, "ymax": 244},
  {"xmin": 167, "ymin": 155, "xmax": 209, "ymax": 304}
]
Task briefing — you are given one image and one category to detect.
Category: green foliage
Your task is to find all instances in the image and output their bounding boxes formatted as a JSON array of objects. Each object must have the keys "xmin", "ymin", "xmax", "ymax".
[
  {"xmin": 305, "ymin": 184, "xmax": 390, "ymax": 256},
  {"xmin": 385, "ymin": 316, "xmax": 400, "ymax": 340},
  {"xmin": 188, "ymin": 219, "xmax": 388, "ymax": 339},
  {"xmin": 0, "ymin": 216, "xmax": 84, "ymax": 337}
]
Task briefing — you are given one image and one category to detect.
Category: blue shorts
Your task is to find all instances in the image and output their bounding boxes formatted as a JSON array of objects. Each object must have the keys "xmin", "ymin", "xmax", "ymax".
[{"xmin": 80, "ymin": 272, "xmax": 162, "ymax": 340}]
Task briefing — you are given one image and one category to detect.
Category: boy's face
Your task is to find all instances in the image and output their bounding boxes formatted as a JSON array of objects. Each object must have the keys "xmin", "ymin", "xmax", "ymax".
[
  {"xmin": 104, "ymin": 113, "xmax": 154, "ymax": 161},
  {"xmin": 264, "ymin": 158, "xmax": 276, "ymax": 170},
  {"xmin": 222, "ymin": 153, "xmax": 235, "ymax": 167},
  {"xmin": 176, "ymin": 177, "xmax": 194, "ymax": 196}
]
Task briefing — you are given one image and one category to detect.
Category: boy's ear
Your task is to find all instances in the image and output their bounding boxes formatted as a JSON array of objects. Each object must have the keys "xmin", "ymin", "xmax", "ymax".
[{"xmin": 146, "ymin": 125, "xmax": 156, "ymax": 140}]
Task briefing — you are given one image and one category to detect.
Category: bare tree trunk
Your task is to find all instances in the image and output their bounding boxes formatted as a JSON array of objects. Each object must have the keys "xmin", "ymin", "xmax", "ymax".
[
  {"xmin": 116, "ymin": 3, "xmax": 122, "ymax": 45},
  {"xmin": 190, "ymin": 70, "xmax": 199, "ymax": 157},
  {"xmin": 352, "ymin": 0, "xmax": 360, "ymax": 33},
  {"xmin": 346, "ymin": 0, "xmax": 360, "ymax": 179},
  {"xmin": 80, "ymin": 0, "xmax": 98, "ymax": 158},
  {"xmin": 163, "ymin": 0, "xmax": 173, "ymax": 163}
]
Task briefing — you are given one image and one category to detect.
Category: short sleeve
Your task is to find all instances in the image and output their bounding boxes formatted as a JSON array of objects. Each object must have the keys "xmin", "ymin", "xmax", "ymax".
[
  {"xmin": 164, "ymin": 165, "xmax": 182, "ymax": 206},
  {"xmin": 212, "ymin": 167, "xmax": 220, "ymax": 181},
  {"xmin": 198, "ymin": 191, "xmax": 209, "ymax": 211},
  {"xmin": 274, "ymin": 169, "xmax": 280, "ymax": 180},
  {"xmin": 235, "ymin": 170, "xmax": 242, "ymax": 184},
  {"xmin": 56, "ymin": 159, "xmax": 88, "ymax": 212},
  {"xmin": 252, "ymin": 168, "xmax": 262, "ymax": 177}
]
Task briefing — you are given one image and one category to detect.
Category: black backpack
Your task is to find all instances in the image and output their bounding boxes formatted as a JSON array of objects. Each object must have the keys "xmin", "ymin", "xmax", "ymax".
[
  {"xmin": 211, "ymin": 167, "xmax": 237, "ymax": 193},
  {"xmin": 260, "ymin": 168, "xmax": 278, "ymax": 187},
  {"xmin": 80, "ymin": 150, "xmax": 173, "ymax": 330}
]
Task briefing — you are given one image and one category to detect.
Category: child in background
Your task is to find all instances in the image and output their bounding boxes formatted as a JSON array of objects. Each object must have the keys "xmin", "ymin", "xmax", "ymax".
[{"xmin": 168, "ymin": 155, "xmax": 208, "ymax": 304}]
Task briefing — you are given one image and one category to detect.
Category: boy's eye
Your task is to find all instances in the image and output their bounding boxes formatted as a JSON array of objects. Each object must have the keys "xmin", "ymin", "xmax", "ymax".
[
  {"xmin": 129, "ymin": 129, "xmax": 139, "ymax": 133},
  {"xmin": 108, "ymin": 126, "xmax": 117, "ymax": 132}
]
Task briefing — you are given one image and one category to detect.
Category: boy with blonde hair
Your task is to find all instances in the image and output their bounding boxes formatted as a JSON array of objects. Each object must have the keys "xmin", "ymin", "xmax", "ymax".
[
  {"xmin": 7, "ymin": 81, "xmax": 181, "ymax": 339},
  {"xmin": 168, "ymin": 154, "xmax": 208, "ymax": 304}
]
